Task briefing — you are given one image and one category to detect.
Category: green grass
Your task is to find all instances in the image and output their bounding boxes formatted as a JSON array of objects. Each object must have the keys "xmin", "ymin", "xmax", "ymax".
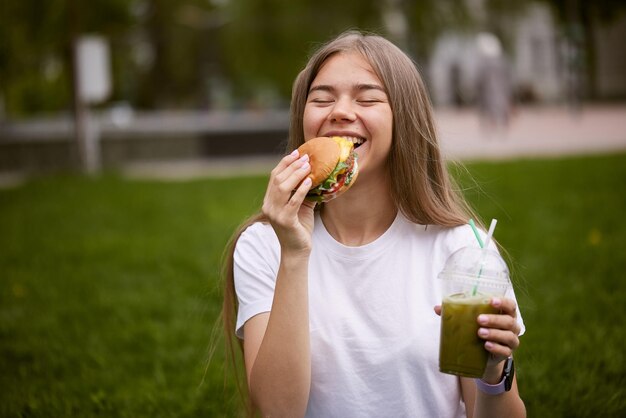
[
  {"xmin": 1, "ymin": 153, "xmax": 625, "ymax": 417},
  {"xmin": 456, "ymin": 153, "xmax": 626, "ymax": 416}
]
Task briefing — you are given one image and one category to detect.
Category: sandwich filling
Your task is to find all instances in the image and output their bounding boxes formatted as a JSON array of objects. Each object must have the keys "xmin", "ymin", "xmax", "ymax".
[{"xmin": 306, "ymin": 137, "xmax": 358, "ymax": 202}]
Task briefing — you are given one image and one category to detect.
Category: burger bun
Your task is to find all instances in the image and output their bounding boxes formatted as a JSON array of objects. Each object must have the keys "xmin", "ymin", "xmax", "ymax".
[{"xmin": 297, "ymin": 137, "xmax": 341, "ymax": 187}]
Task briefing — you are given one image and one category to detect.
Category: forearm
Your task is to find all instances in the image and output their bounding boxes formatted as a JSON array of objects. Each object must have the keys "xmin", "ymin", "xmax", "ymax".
[
  {"xmin": 249, "ymin": 251, "xmax": 311, "ymax": 417},
  {"xmin": 473, "ymin": 387, "xmax": 526, "ymax": 418},
  {"xmin": 472, "ymin": 365, "xmax": 526, "ymax": 418}
]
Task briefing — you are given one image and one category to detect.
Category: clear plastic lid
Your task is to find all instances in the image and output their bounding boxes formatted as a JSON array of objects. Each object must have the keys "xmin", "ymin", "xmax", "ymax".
[{"xmin": 438, "ymin": 246, "xmax": 510, "ymax": 294}]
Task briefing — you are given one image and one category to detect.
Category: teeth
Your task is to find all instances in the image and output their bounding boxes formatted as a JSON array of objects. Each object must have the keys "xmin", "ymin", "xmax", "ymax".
[{"xmin": 340, "ymin": 136, "xmax": 364, "ymax": 145}]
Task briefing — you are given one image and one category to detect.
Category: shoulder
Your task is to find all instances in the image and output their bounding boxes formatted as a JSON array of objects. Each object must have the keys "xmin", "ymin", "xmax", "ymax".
[
  {"xmin": 398, "ymin": 215, "xmax": 486, "ymax": 254},
  {"xmin": 235, "ymin": 221, "xmax": 280, "ymax": 259},
  {"xmin": 429, "ymin": 222, "xmax": 499, "ymax": 256},
  {"xmin": 233, "ymin": 221, "xmax": 281, "ymax": 290},
  {"xmin": 437, "ymin": 223, "xmax": 483, "ymax": 247},
  {"xmin": 239, "ymin": 221, "xmax": 276, "ymax": 242}
]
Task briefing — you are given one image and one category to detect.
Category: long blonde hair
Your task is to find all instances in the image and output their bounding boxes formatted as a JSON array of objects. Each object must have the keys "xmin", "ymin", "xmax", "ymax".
[{"xmin": 220, "ymin": 29, "xmax": 479, "ymax": 411}]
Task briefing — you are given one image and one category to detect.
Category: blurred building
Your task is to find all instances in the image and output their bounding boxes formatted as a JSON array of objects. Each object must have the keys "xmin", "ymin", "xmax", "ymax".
[{"xmin": 428, "ymin": 1, "xmax": 626, "ymax": 107}]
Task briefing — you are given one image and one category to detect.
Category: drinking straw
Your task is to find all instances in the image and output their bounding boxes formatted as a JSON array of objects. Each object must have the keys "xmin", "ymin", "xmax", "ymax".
[
  {"xmin": 468, "ymin": 219, "xmax": 498, "ymax": 295},
  {"xmin": 483, "ymin": 219, "xmax": 498, "ymax": 249},
  {"xmin": 468, "ymin": 219, "xmax": 484, "ymax": 249}
]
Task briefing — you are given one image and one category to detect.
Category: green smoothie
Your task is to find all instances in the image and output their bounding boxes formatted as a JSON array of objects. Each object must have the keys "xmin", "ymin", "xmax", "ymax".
[{"xmin": 439, "ymin": 292, "xmax": 499, "ymax": 378}]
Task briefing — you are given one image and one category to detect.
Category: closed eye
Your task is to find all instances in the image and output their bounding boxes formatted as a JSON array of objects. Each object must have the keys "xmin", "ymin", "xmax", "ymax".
[
  {"xmin": 357, "ymin": 98, "xmax": 386, "ymax": 106},
  {"xmin": 308, "ymin": 97, "xmax": 334, "ymax": 105}
]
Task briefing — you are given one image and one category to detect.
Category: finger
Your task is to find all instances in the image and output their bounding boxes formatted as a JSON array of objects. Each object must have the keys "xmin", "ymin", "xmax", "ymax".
[
  {"xmin": 266, "ymin": 151, "xmax": 301, "ymax": 197},
  {"xmin": 478, "ymin": 328, "xmax": 520, "ymax": 351},
  {"xmin": 301, "ymin": 199, "xmax": 317, "ymax": 211},
  {"xmin": 433, "ymin": 305, "xmax": 442, "ymax": 316},
  {"xmin": 287, "ymin": 177, "xmax": 312, "ymax": 210},
  {"xmin": 273, "ymin": 155, "xmax": 311, "ymax": 195},
  {"xmin": 263, "ymin": 175, "xmax": 312, "ymax": 228},
  {"xmin": 265, "ymin": 156, "xmax": 310, "ymax": 209},
  {"xmin": 477, "ymin": 312, "xmax": 519, "ymax": 334},
  {"xmin": 484, "ymin": 340, "xmax": 517, "ymax": 359},
  {"xmin": 278, "ymin": 153, "xmax": 309, "ymax": 179},
  {"xmin": 490, "ymin": 297, "xmax": 517, "ymax": 318},
  {"xmin": 272, "ymin": 149, "xmax": 300, "ymax": 175}
]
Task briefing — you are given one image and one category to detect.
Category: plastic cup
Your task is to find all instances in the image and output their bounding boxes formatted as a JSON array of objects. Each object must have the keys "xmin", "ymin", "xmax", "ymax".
[{"xmin": 438, "ymin": 246, "xmax": 511, "ymax": 378}]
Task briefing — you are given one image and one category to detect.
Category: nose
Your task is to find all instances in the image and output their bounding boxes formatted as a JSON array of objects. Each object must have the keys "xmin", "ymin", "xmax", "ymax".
[{"xmin": 328, "ymin": 97, "xmax": 356, "ymax": 122}]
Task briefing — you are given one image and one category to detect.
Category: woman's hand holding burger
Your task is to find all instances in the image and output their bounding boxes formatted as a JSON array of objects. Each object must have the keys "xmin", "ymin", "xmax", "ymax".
[
  {"xmin": 262, "ymin": 137, "xmax": 359, "ymax": 255},
  {"xmin": 262, "ymin": 149, "xmax": 316, "ymax": 255}
]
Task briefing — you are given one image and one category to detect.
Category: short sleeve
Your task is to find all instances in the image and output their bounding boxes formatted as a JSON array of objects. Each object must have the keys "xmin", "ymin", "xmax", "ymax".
[{"xmin": 233, "ymin": 222, "xmax": 280, "ymax": 339}]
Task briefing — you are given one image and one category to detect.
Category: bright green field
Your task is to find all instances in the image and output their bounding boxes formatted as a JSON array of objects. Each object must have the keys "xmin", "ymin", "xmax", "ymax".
[{"xmin": 1, "ymin": 153, "xmax": 625, "ymax": 417}]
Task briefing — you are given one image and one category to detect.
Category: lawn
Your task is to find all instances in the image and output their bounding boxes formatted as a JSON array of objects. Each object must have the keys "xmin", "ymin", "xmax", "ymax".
[{"xmin": 1, "ymin": 153, "xmax": 625, "ymax": 417}]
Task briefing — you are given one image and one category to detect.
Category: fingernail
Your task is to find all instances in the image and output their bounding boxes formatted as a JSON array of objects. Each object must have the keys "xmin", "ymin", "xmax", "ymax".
[
  {"xmin": 300, "ymin": 161, "xmax": 310, "ymax": 170},
  {"xmin": 299, "ymin": 154, "xmax": 309, "ymax": 162},
  {"xmin": 485, "ymin": 341, "xmax": 494, "ymax": 350},
  {"xmin": 478, "ymin": 328, "xmax": 489, "ymax": 337},
  {"xmin": 491, "ymin": 298, "xmax": 501, "ymax": 307},
  {"xmin": 303, "ymin": 177, "xmax": 312, "ymax": 186},
  {"xmin": 478, "ymin": 315, "xmax": 489, "ymax": 325},
  {"xmin": 290, "ymin": 149, "xmax": 299, "ymax": 157}
]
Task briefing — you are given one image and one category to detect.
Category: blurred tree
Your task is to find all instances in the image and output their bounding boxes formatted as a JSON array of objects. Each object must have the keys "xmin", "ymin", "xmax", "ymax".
[
  {"xmin": 133, "ymin": 0, "xmax": 222, "ymax": 109},
  {"xmin": 0, "ymin": 0, "xmax": 135, "ymax": 117},
  {"xmin": 2, "ymin": 0, "xmax": 535, "ymax": 116},
  {"xmin": 538, "ymin": 0, "xmax": 626, "ymax": 100},
  {"xmin": 218, "ymin": 0, "xmax": 382, "ymax": 107},
  {"xmin": 0, "ymin": 0, "xmax": 67, "ymax": 116},
  {"xmin": 218, "ymin": 0, "xmax": 479, "ymax": 107},
  {"xmin": 404, "ymin": 0, "xmax": 473, "ymax": 63}
]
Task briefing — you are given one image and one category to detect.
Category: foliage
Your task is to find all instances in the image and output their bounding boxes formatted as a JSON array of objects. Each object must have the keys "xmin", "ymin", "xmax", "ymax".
[
  {"xmin": 535, "ymin": 0, "xmax": 626, "ymax": 99},
  {"xmin": 3, "ymin": 0, "xmax": 626, "ymax": 115},
  {"xmin": 1, "ymin": 153, "xmax": 625, "ymax": 416},
  {"xmin": 0, "ymin": 0, "xmax": 135, "ymax": 116},
  {"xmin": 219, "ymin": 0, "xmax": 382, "ymax": 103},
  {"xmin": 404, "ymin": 0, "xmax": 473, "ymax": 59},
  {"xmin": 1, "ymin": 0, "xmax": 476, "ymax": 116},
  {"xmin": 538, "ymin": 0, "xmax": 626, "ymax": 24}
]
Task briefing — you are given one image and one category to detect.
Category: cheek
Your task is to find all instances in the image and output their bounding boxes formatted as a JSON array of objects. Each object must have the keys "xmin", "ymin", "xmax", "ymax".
[
  {"xmin": 303, "ymin": 107, "xmax": 325, "ymax": 136},
  {"xmin": 365, "ymin": 109, "xmax": 393, "ymax": 139},
  {"xmin": 381, "ymin": 112, "xmax": 394, "ymax": 143},
  {"xmin": 380, "ymin": 108, "xmax": 394, "ymax": 131}
]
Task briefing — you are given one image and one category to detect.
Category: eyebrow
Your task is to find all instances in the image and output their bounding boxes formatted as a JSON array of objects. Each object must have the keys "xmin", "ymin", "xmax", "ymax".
[{"xmin": 308, "ymin": 83, "xmax": 387, "ymax": 94}]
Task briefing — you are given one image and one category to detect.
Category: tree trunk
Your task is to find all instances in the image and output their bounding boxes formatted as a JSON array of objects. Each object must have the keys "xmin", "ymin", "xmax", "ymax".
[{"xmin": 580, "ymin": 3, "xmax": 597, "ymax": 100}]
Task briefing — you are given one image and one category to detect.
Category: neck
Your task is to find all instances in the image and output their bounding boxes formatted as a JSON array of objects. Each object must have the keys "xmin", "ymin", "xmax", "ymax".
[{"xmin": 320, "ymin": 173, "xmax": 397, "ymax": 246}]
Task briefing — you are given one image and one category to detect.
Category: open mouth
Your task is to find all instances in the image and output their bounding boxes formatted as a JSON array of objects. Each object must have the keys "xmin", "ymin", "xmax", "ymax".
[{"xmin": 341, "ymin": 136, "xmax": 366, "ymax": 149}]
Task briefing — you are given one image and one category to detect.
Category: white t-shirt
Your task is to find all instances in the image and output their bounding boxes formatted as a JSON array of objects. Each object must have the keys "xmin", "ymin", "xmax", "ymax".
[{"xmin": 234, "ymin": 212, "xmax": 525, "ymax": 418}]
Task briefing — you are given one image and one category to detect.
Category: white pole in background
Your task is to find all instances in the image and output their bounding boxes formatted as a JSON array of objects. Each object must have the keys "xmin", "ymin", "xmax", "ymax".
[{"xmin": 73, "ymin": 35, "xmax": 111, "ymax": 174}]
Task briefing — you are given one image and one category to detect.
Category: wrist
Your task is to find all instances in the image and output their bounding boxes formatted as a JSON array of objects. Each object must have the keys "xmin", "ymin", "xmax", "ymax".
[
  {"xmin": 280, "ymin": 248, "xmax": 311, "ymax": 264},
  {"xmin": 481, "ymin": 361, "xmax": 505, "ymax": 384},
  {"xmin": 476, "ymin": 357, "xmax": 515, "ymax": 395},
  {"xmin": 280, "ymin": 248, "xmax": 311, "ymax": 260}
]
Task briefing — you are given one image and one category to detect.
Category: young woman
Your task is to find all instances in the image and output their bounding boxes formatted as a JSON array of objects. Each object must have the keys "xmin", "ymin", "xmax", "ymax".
[{"xmin": 222, "ymin": 31, "xmax": 526, "ymax": 418}]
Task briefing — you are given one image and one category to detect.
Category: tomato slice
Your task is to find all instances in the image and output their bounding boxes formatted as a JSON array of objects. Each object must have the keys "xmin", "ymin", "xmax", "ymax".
[{"xmin": 322, "ymin": 154, "xmax": 356, "ymax": 195}]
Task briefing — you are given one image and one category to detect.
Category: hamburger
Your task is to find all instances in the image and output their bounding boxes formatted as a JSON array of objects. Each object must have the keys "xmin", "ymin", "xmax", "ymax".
[{"xmin": 297, "ymin": 136, "xmax": 359, "ymax": 202}]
